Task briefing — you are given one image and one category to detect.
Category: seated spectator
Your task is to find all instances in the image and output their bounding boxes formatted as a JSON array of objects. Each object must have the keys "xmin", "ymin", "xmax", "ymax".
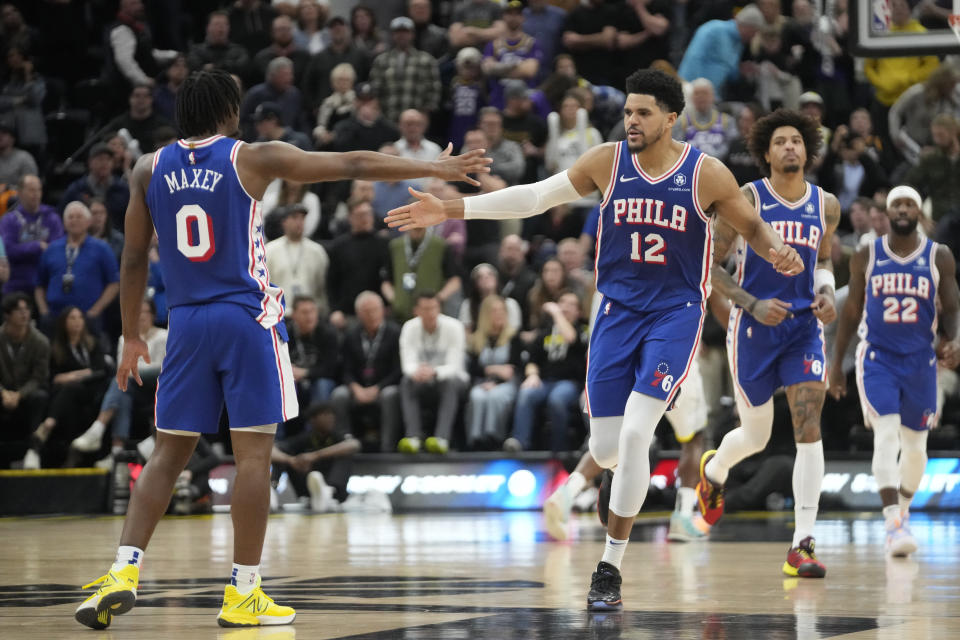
[
  {"xmin": 301, "ymin": 15, "xmax": 371, "ymax": 114},
  {"xmin": 723, "ymin": 103, "xmax": 764, "ymax": 186},
  {"xmin": 285, "ymin": 295, "xmax": 339, "ymax": 416},
  {"xmin": 104, "ymin": 85, "xmax": 174, "ymax": 155},
  {"xmin": 384, "ymin": 226, "xmax": 461, "ymax": 322},
  {"xmin": 0, "ymin": 174, "xmax": 62, "ymax": 296},
  {"xmin": 326, "ymin": 199, "xmax": 391, "ymax": 330},
  {"xmin": 186, "ymin": 10, "xmax": 250, "ymax": 77},
  {"xmin": 556, "ymin": 237, "xmax": 595, "ymax": 315},
  {"xmin": 501, "ymin": 79, "xmax": 547, "ymax": 183},
  {"xmin": 152, "ymin": 54, "xmax": 188, "ymax": 125},
  {"xmin": 293, "ymin": 1, "xmax": 329, "ymax": 55},
  {"xmin": 0, "ymin": 292, "xmax": 49, "ymax": 468},
  {"xmin": 239, "ymin": 57, "xmax": 306, "ymax": 141},
  {"xmin": 253, "ymin": 15, "xmax": 311, "ymax": 86},
  {"xmin": 482, "ymin": 2, "xmax": 542, "ymax": 110},
  {"xmin": 497, "ymin": 233, "xmax": 537, "ymax": 326},
  {"xmin": 889, "ymin": 66, "xmax": 960, "ymax": 167},
  {"xmin": 312, "ymin": 63, "xmax": 357, "ymax": 148},
  {"xmin": 58, "ymin": 143, "xmax": 130, "ymax": 231},
  {"xmin": 465, "ymin": 295, "xmax": 521, "ymax": 449},
  {"xmin": 678, "ymin": 4, "xmax": 764, "ymax": 99},
  {"xmin": 545, "ymin": 92, "xmax": 601, "ymax": 206},
  {"xmin": 104, "ymin": 0, "xmax": 178, "ymax": 96},
  {"xmin": 477, "ymin": 107, "xmax": 524, "ymax": 185},
  {"xmin": 331, "ymin": 291, "xmax": 402, "ymax": 452},
  {"xmin": 272, "ymin": 403, "xmax": 360, "ymax": 512},
  {"xmin": 505, "ymin": 292, "xmax": 588, "ymax": 452},
  {"xmin": 446, "ymin": 47, "xmax": 487, "ymax": 152},
  {"xmin": 906, "ymin": 114, "xmax": 960, "ymax": 225},
  {"xmin": 673, "ymin": 78, "xmax": 738, "ymax": 160},
  {"xmin": 265, "ymin": 206, "xmax": 328, "ymax": 306},
  {"xmin": 372, "ymin": 143, "xmax": 422, "ymax": 225},
  {"xmin": 23, "ymin": 307, "xmax": 108, "ymax": 468},
  {"xmin": 527, "ymin": 257, "xmax": 575, "ymax": 330},
  {"xmin": 253, "ymin": 101, "xmax": 313, "ymax": 152},
  {"xmin": 409, "ymin": 0, "xmax": 448, "ymax": 60},
  {"xmin": 104, "ymin": 131, "xmax": 135, "ymax": 182},
  {"xmin": 847, "ymin": 108, "xmax": 885, "ymax": 167},
  {"xmin": 397, "ymin": 291, "xmax": 469, "ymax": 454},
  {"xmin": 0, "ymin": 46, "xmax": 46, "ymax": 158},
  {"xmin": 70, "ymin": 298, "xmax": 165, "ymax": 466},
  {"xmin": 35, "ymin": 202, "xmax": 119, "ymax": 333},
  {"xmin": 89, "ymin": 199, "xmax": 124, "ymax": 264},
  {"xmin": 459, "ymin": 262, "xmax": 523, "ymax": 333},
  {"xmin": 330, "ymin": 83, "xmax": 399, "ymax": 152},
  {"xmin": 369, "ymin": 16, "xmax": 441, "ymax": 124},
  {"xmin": 395, "ymin": 109, "xmax": 442, "ymax": 165},
  {"xmin": 448, "ymin": 0, "xmax": 505, "ymax": 50},
  {"xmin": 818, "ymin": 132, "xmax": 888, "ymax": 213},
  {"xmin": 350, "ymin": 5, "xmax": 387, "ymax": 57},
  {"xmin": 262, "ymin": 181, "xmax": 321, "ymax": 240},
  {"xmin": 0, "ymin": 121, "xmax": 36, "ymax": 188}
]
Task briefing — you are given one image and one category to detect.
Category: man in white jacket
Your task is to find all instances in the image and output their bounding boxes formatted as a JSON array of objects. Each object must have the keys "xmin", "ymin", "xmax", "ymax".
[{"xmin": 397, "ymin": 291, "xmax": 468, "ymax": 454}]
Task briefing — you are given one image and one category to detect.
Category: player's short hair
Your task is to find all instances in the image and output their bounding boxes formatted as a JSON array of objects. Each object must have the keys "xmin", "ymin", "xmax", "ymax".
[
  {"xmin": 624, "ymin": 69, "xmax": 685, "ymax": 115},
  {"xmin": 176, "ymin": 68, "xmax": 241, "ymax": 138},
  {"xmin": 292, "ymin": 295, "xmax": 318, "ymax": 310},
  {"xmin": 748, "ymin": 108, "xmax": 822, "ymax": 176}
]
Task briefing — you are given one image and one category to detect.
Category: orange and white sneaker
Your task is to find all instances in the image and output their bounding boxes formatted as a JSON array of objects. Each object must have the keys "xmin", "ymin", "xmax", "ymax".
[
  {"xmin": 782, "ymin": 536, "xmax": 827, "ymax": 578},
  {"xmin": 695, "ymin": 450, "xmax": 725, "ymax": 526},
  {"xmin": 75, "ymin": 565, "xmax": 139, "ymax": 629},
  {"xmin": 217, "ymin": 576, "xmax": 296, "ymax": 627}
]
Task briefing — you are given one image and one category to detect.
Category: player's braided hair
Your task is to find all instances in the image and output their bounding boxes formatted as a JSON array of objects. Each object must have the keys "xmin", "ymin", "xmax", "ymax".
[
  {"xmin": 748, "ymin": 108, "xmax": 822, "ymax": 176},
  {"xmin": 176, "ymin": 69, "xmax": 241, "ymax": 138},
  {"xmin": 624, "ymin": 69, "xmax": 685, "ymax": 115}
]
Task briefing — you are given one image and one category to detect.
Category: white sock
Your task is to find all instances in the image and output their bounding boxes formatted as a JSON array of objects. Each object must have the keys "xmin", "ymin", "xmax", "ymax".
[
  {"xmin": 565, "ymin": 471, "xmax": 587, "ymax": 496},
  {"xmin": 601, "ymin": 535, "xmax": 628, "ymax": 570},
  {"xmin": 883, "ymin": 504, "xmax": 901, "ymax": 529},
  {"xmin": 707, "ymin": 399, "xmax": 774, "ymax": 485},
  {"xmin": 111, "ymin": 545, "xmax": 143, "ymax": 572},
  {"xmin": 231, "ymin": 563, "xmax": 259, "ymax": 595},
  {"xmin": 676, "ymin": 486, "xmax": 697, "ymax": 516},
  {"xmin": 898, "ymin": 491, "xmax": 912, "ymax": 516},
  {"xmin": 792, "ymin": 440, "xmax": 824, "ymax": 547}
]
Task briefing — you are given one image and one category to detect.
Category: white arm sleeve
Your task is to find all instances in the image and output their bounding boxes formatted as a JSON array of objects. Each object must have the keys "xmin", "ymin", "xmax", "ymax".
[{"xmin": 463, "ymin": 170, "xmax": 584, "ymax": 220}]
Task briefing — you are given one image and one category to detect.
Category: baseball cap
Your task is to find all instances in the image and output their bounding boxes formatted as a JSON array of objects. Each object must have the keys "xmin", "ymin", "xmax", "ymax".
[
  {"xmin": 390, "ymin": 16, "xmax": 414, "ymax": 31},
  {"xmin": 504, "ymin": 79, "xmax": 531, "ymax": 101},
  {"xmin": 253, "ymin": 101, "xmax": 283, "ymax": 124},
  {"xmin": 456, "ymin": 47, "xmax": 482, "ymax": 66},
  {"xmin": 88, "ymin": 142, "xmax": 113, "ymax": 159},
  {"xmin": 283, "ymin": 204, "xmax": 309, "ymax": 219},
  {"xmin": 799, "ymin": 91, "xmax": 824, "ymax": 107},
  {"xmin": 356, "ymin": 82, "xmax": 376, "ymax": 101}
]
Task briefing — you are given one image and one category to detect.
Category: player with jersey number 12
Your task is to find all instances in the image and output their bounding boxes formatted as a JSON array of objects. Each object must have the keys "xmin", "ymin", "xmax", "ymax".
[
  {"xmin": 74, "ymin": 68, "xmax": 491, "ymax": 631},
  {"xmin": 829, "ymin": 185, "xmax": 960, "ymax": 558},
  {"xmin": 385, "ymin": 68, "xmax": 804, "ymax": 612}
]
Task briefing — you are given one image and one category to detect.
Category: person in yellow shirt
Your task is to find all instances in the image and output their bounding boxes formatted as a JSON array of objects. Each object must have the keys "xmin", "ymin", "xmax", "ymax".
[{"xmin": 864, "ymin": 0, "xmax": 939, "ymax": 108}]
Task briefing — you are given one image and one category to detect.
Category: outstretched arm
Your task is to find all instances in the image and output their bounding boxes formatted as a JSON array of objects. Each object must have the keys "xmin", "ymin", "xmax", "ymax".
[
  {"xmin": 384, "ymin": 143, "xmax": 614, "ymax": 231},
  {"xmin": 936, "ymin": 245, "xmax": 960, "ymax": 369},
  {"xmin": 702, "ymin": 157, "xmax": 803, "ymax": 276},
  {"xmin": 827, "ymin": 245, "xmax": 869, "ymax": 399}
]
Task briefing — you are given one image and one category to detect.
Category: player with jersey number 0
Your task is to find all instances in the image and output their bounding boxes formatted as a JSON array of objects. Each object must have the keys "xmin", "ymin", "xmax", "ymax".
[{"xmin": 385, "ymin": 69, "xmax": 804, "ymax": 612}]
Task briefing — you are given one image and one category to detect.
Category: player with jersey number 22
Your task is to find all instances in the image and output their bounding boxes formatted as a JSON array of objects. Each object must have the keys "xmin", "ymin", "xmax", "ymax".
[
  {"xmin": 74, "ymin": 68, "xmax": 491, "ymax": 631},
  {"xmin": 385, "ymin": 69, "xmax": 804, "ymax": 612}
]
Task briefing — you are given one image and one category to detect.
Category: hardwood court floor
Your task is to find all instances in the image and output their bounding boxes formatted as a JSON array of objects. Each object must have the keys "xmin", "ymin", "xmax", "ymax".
[{"xmin": 2, "ymin": 510, "xmax": 959, "ymax": 639}]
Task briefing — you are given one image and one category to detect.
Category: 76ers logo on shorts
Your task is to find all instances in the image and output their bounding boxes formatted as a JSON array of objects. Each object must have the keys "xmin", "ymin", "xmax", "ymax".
[
  {"xmin": 922, "ymin": 409, "xmax": 938, "ymax": 429},
  {"xmin": 651, "ymin": 362, "xmax": 675, "ymax": 392},
  {"xmin": 802, "ymin": 353, "xmax": 823, "ymax": 376}
]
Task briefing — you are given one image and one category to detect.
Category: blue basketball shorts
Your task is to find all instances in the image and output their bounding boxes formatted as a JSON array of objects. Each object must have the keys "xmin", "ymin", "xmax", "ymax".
[
  {"xmin": 155, "ymin": 302, "xmax": 299, "ymax": 432},
  {"xmin": 727, "ymin": 308, "xmax": 826, "ymax": 408},
  {"xmin": 586, "ymin": 296, "xmax": 705, "ymax": 418},
  {"xmin": 855, "ymin": 342, "xmax": 938, "ymax": 431}
]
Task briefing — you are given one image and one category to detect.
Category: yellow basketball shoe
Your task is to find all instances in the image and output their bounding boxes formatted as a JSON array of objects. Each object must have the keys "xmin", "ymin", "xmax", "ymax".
[
  {"xmin": 217, "ymin": 577, "xmax": 296, "ymax": 627},
  {"xmin": 74, "ymin": 565, "xmax": 139, "ymax": 629}
]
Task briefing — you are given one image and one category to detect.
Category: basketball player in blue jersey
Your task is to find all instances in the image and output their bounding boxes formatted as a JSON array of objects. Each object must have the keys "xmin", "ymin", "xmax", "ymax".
[
  {"xmin": 697, "ymin": 109, "xmax": 841, "ymax": 579},
  {"xmin": 74, "ymin": 69, "xmax": 490, "ymax": 630},
  {"xmin": 828, "ymin": 186, "xmax": 960, "ymax": 557},
  {"xmin": 385, "ymin": 69, "xmax": 803, "ymax": 611}
]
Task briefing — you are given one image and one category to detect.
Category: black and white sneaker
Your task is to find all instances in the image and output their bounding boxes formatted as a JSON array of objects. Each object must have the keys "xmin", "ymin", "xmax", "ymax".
[{"xmin": 587, "ymin": 561, "xmax": 623, "ymax": 611}]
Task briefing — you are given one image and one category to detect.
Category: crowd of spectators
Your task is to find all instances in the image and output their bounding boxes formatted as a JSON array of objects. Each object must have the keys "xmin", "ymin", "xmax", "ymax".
[{"xmin": 1, "ymin": 0, "xmax": 959, "ymax": 512}]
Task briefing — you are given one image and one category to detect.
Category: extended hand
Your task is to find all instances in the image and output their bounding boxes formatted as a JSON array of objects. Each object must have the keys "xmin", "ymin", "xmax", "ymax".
[
  {"xmin": 117, "ymin": 337, "xmax": 150, "ymax": 392},
  {"xmin": 768, "ymin": 246, "xmax": 804, "ymax": 276},
  {"xmin": 385, "ymin": 187, "xmax": 448, "ymax": 231},
  {"xmin": 434, "ymin": 143, "xmax": 492, "ymax": 186},
  {"xmin": 810, "ymin": 293, "xmax": 837, "ymax": 324},
  {"xmin": 751, "ymin": 298, "xmax": 792, "ymax": 326}
]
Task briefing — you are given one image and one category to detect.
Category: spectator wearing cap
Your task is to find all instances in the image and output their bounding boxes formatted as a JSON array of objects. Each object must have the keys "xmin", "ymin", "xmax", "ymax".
[
  {"xmin": 408, "ymin": 0, "xmax": 448, "ymax": 60},
  {"xmin": 395, "ymin": 109, "xmax": 442, "ymax": 166},
  {"xmin": 523, "ymin": 0, "xmax": 566, "ymax": 82},
  {"xmin": 313, "ymin": 63, "xmax": 358, "ymax": 148},
  {"xmin": 240, "ymin": 56, "xmax": 307, "ymax": 141},
  {"xmin": 446, "ymin": 47, "xmax": 487, "ymax": 151},
  {"xmin": 0, "ymin": 122, "xmax": 37, "ymax": 188},
  {"xmin": 369, "ymin": 17, "xmax": 441, "ymax": 124},
  {"xmin": 678, "ymin": 4, "xmax": 765, "ymax": 98},
  {"xmin": 187, "ymin": 11, "xmax": 250, "ymax": 77},
  {"xmin": 330, "ymin": 82, "xmax": 400, "ymax": 152},
  {"xmin": 1, "ymin": 175, "xmax": 63, "ymax": 296},
  {"xmin": 449, "ymin": 0, "xmax": 506, "ymax": 50},
  {"xmin": 302, "ymin": 16, "xmax": 371, "ymax": 114},
  {"xmin": 254, "ymin": 101, "xmax": 313, "ymax": 150},
  {"xmin": 482, "ymin": 2, "xmax": 542, "ymax": 110},
  {"xmin": 799, "ymin": 90, "xmax": 831, "ymax": 175},
  {"xmin": 103, "ymin": 84, "xmax": 174, "ymax": 154},
  {"xmin": 57, "ymin": 144, "xmax": 130, "ymax": 231},
  {"xmin": 266, "ymin": 205, "xmax": 330, "ymax": 309},
  {"xmin": 253, "ymin": 14, "xmax": 311, "ymax": 87},
  {"xmin": 501, "ymin": 79, "xmax": 547, "ymax": 184}
]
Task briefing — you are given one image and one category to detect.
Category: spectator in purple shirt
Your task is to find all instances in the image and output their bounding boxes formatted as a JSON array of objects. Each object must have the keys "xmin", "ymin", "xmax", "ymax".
[
  {"xmin": 482, "ymin": 1, "xmax": 542, "ymax": 109},
  {"xmin": 0, "ymin": 175, "xmax": 63, "ymax": 296}
]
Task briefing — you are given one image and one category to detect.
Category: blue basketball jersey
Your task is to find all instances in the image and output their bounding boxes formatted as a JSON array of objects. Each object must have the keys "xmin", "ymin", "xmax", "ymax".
[
  {"xmin": 735, "ymin": 179, "xmax": 823, "ymax": 310},
  {"xmin": 146, "ymin": 135, "xmax": 285, "ymax": 335},
  {"xmin": 595, "ymin": 141, "xmax": 712, "ymax": 312},
  {"xmin": 858, "ymin": 236, "xmax": 938, "ymax": 356}
]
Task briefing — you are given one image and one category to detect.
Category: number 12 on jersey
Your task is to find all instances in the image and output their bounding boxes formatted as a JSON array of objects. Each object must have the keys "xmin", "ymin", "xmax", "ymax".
[{"xmin": 630, "ymin": 232, "xmax": 666, "ymax": 265}]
